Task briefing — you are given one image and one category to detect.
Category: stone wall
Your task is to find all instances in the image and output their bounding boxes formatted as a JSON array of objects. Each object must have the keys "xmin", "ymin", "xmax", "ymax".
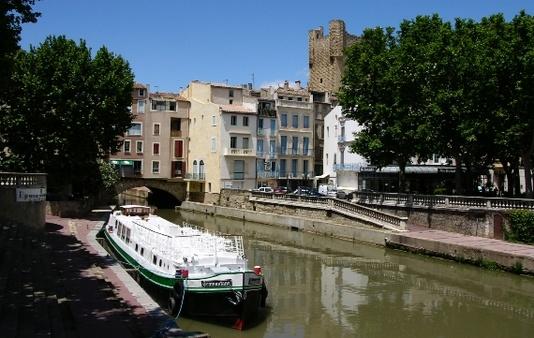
[
  {"xmin": 369, "ymin": 204, "xmax": 507, "ymax": 239},
  {"xmin": 308, "ymin": 20, "xmax": 358, "ymax": 93}
]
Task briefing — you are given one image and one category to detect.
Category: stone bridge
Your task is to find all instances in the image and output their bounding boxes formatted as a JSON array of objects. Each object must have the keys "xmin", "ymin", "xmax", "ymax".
[{"xmin": 115, "ymin": 177, "xmax": 187, "ymax": 202}]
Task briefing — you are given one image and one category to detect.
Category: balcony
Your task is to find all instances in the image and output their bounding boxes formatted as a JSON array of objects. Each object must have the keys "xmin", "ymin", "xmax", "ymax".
[
  {"xmin": 184, "ymin": 173, "xmax": 206, "ymax": 181},
  {"xmin": 224, "ymin": 148, "xmax": 256, "ymax": 156},
  {"xmin": 337, "ymin": 135, "xmax": 346, "ymax": 143},
  {"xmin": 258, "ymin": 108, "xmax": 277, "ymax": 117},
  {"xmin": 257, "ymin": 129, "xmax": 265, "ymax": 137},
  {"xmin": 277, "ymin": 99, "xmax": 312, "ymax": 109},
  {"xmin": 257, "ymin": 171, "xmax": 315, "ymax": 179},
  {"xmin": 171, "ymin": 130, "xmax": 183, "ymax": 137}
]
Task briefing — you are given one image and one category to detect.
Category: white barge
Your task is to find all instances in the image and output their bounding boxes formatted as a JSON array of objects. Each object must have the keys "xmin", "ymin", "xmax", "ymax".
[{"xmin": 101, "ymin": 205, "xmax": 267, "ymax": 329}]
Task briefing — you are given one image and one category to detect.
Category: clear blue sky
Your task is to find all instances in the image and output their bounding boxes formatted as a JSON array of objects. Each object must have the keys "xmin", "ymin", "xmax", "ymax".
[{"xmin": 20, "ymin": 0, "xmax": 534, "ymax": 92}]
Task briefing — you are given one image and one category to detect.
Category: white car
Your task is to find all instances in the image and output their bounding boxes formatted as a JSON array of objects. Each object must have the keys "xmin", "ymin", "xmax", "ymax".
[{"xmin": 254, "ymin": 186, "xmax": 273, "ymax": 193}]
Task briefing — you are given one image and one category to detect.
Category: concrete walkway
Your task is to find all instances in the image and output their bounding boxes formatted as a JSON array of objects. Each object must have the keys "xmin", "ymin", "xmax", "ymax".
[
  {"xmin": 0, "ymin": 213, "xmax": 208, "ymax": 338},
  {"xmin": 388, "ymin": 226, "xmax": 534, "ymax": 273}
]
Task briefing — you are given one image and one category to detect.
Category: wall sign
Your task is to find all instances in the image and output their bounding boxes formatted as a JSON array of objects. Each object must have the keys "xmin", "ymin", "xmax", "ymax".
[{"xmin": 16, "ymin": 187, "xmax": 47, "ymax": 202}]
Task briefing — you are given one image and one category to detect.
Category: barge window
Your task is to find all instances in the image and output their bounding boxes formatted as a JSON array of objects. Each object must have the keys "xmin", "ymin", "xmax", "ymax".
[
  {"xmin": 153, "ymin": 255, "xmax": 157, "ymax": 265},
  {"xmin": 135, "ymin": 244, "xmax": 138, "ymax": 252},
  {"xmin": 125, "ymin": 228, "xmax": 131, "ymax": 244},
  {"xmin": 159, "ymin": 259, "xmax": 162, "ymax": 267},
  {"xmin": 140, "ymin": 248, "xmax": 144, "ymax": 256}
]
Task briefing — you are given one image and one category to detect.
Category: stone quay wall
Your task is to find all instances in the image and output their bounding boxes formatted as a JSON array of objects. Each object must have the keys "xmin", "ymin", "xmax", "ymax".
[{"xmin": 0, "ymin": 172, "xmax": 47, "ymax": 230}]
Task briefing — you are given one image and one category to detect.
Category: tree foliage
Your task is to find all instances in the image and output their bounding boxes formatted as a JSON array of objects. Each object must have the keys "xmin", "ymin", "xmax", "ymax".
[
  {"xmin": 0, "ymin": 36, "xmax": 134, "ymax": 196},
  {"xmin": 340, "ymin": 11, "xmax": 534, "ymax": 196},
  {"xmin": 0, "ymin": 0, "xmax": 40, "ymax": 98}
]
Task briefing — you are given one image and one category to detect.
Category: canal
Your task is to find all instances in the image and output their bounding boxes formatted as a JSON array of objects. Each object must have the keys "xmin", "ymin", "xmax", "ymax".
[{"xmin": 153, "ymin": 209, "xmax": 534, "ymax": 338}]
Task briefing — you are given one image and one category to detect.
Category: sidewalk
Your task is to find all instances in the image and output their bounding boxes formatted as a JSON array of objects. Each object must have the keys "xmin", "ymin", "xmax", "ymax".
[
  {"xmin": 387, "ymin": 226, "xmax": 534, "ymax": 274},
  {"xmin": 0, "ymin": 213, "xmax": 207, "ymax": 338}
]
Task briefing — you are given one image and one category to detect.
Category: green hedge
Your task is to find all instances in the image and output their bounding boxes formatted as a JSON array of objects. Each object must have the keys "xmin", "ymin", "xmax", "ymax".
[{"xmin": 505, "ymin": 209, "xmax": 534, "ymax": 244}]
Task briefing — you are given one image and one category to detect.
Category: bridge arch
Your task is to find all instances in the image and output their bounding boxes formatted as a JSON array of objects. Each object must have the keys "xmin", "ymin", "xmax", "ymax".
[{"xmin": 115, "ymin": 178, "xmax": 187, "ymax": 203}]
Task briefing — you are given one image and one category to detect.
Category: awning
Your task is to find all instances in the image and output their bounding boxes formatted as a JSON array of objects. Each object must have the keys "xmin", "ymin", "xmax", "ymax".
[
  {"xmin": 314, "ymin": 173, "xmax": 330, "ymax": 179},
  {"xmin": 110, "ymin": 160, "xmax": 133, "ymax": 165}
]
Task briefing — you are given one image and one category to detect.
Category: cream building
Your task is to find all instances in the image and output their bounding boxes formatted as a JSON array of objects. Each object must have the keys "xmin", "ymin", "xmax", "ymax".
[
  {"xmin": 273, "ymin": 81, "xmax": 314, "ymax": 189},
  {"xmin": 181, "ymin": 81, "xmax": 257, "ymax": 195},
  {"xmin": 110, "ymin": 84, "xmax": 190, "ymax": 180}
]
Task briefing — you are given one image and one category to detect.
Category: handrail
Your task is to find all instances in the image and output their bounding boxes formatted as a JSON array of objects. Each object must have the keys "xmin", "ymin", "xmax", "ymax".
[
  {"xmin": 249, "ymin": 191, "xmax": 407, "ymax": 231},
  {"xmin": 352, "ymin": 191, "xmax": 534, "ymax": 210}
]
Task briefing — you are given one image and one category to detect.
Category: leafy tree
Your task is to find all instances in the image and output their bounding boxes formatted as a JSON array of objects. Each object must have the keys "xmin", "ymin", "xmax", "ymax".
[
  {"xmin": 0, "ymin": 36, "xmax": 134, "ymax": 197},
  {"xmin": 0, "ymin": 0, "xmax": 40, "ymax": 95}
]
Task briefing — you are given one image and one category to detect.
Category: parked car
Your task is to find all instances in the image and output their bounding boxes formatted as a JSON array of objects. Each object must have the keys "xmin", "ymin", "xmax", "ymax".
[
  {"xmin": 290, "ymin": 186, "xmax": 323, "ymax": 197},
  {"xmin": 274, "ymin": 186, "xmax": 288, "ymax": 194},
  {"xmin": 258, "ymin": 186, "xmax": 273, "ymax": 193},
  {"xmin": 251, "ymin": 186, "xmax": 273, "ymax": 193},
  {"xmin": 327, "ymin": 189, "xmax": 337, "ymax": 197},
  {"xmin": 336, "ymin": 190, "xmax": 356, "ymax": 200}
]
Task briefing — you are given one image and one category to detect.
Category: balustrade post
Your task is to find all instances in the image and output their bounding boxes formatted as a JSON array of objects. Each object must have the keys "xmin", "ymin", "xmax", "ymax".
[{"xmin": 399, "ymin": 219, "xmax": 407, "ymax": 230}]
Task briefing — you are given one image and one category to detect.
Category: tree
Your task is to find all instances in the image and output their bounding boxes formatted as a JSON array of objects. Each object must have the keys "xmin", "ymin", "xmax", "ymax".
[
  {"xmin": 0, "ymin": 36, "xmax": 134, "ymax": 196},
  {"xmin": 0, "ymin": 0, "xmax": 40, "ymax": 95}
]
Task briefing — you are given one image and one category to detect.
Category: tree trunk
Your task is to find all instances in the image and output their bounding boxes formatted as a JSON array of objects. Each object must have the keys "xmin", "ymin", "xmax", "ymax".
[
  {"xmin": 514, "ymin": 161, "xmax": 521, "ymax": 197},
  {"xmin": 454, "ymin": 158, "xmax": 462, "ymax": 195},
  {"xmin": 398, "ymin": 162, "xmax": 406, "ymax": 193},
  {"xmin": 524, "ymin": 153, "xmax": 533, "ymax": 198}
]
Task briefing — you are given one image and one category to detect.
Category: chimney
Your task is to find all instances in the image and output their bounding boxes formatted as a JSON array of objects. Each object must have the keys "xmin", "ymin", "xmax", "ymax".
[
  {"xmin": 284, "ymin": 80, "xmax": 289, "ymax": 89},
  {"xmin": 295, "ymin": 80, "xmax": 301, "ymax": 89}
]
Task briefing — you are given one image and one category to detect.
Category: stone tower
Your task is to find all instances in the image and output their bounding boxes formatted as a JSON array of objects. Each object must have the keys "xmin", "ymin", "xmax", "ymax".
[{"xmin": 308, "ymin": 20, "xmax": 358, "ymax": 95}]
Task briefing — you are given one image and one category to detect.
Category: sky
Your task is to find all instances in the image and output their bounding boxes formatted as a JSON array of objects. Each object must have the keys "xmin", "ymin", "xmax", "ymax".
[{"xmin": 20, "ymin": 0, "xmax": 534, "ymax": 93}]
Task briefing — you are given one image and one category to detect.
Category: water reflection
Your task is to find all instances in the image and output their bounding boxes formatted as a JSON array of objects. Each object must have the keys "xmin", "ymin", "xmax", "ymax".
[{"xmin": 155, "ymin": 209, "xmax": 534, "ymax": 338}]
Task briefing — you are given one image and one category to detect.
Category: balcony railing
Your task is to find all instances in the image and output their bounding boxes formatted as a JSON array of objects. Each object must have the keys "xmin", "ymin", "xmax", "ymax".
[
  {"xmin": 334, "ymin": 163, "xmax": 366, "ymax": 171},
  {"xmin": 224, "ymin": 148, "xmax": 256, "ymax": 156},
  {"xmin": 184, "ymin": 173, "xmax": 206, "ymax": 181},
  {"xmin": 257, "ymin": 129, "xmax": 265, "ymax": 137},
  {"xmin": 171, "ymin": 130, "xmax": 182, "ymax": 137},
  {"xmin": 258, "ymin": 171, "xmax": 315, "ymax": 179},
  {"xmin": 337, "ymin": 135, "xmax": 346, "ymax": 143},
  {"xmin": 278, "ymin": 148, "xmax": 313, "ymax": 156},
  {"xmin": 277, "ymin": 99, "xmax": 312, "ymax": 109}
]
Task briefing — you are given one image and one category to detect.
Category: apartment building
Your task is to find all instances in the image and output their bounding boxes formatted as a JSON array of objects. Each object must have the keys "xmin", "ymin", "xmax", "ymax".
[
  {"xmin": 181, "ymin": 81, "xmax": 257, "ymax": 194},
  {"xmin": 110, "ymin": 83, "xmax": 190, "ymax": 179},
  {"xmin": 257, "ymin": 81, "xmax": 315, "ymax": 189}
]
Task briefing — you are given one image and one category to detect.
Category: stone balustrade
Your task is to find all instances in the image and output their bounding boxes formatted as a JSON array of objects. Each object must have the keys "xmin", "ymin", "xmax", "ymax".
[
  {"xmin": 250, "ymin": 191, "xmax": 407, "ymax": 231},
  {"xmin": 353, "ymin": 191, "xmax": 534, "ymax": 210}
]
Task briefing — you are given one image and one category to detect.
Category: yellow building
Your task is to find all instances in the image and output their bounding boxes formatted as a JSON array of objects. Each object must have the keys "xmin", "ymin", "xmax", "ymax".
[{"xmin": 181, "ymin": 81, "xmax": 257, "ymax": 197}]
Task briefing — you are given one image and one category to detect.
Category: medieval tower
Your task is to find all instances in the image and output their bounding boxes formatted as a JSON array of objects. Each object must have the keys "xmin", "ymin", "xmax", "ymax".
[{"xmin": 308, "ymin": 20, "xmax": 358, "ymax": 95}]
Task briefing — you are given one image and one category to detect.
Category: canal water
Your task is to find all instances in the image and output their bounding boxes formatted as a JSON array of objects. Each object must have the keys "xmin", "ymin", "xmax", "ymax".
[{"xmin": 155, "ymin": 209, "xmax": 534, "ymax": 338}]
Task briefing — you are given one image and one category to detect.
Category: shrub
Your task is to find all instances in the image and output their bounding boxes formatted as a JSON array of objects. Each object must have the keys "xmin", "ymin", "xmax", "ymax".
[{"xmin": 505, "ymin": 209, "xmax": 534, "ymax": 244}]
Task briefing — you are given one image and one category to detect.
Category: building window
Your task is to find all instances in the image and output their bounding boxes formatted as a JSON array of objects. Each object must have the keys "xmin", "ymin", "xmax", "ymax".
[
  {"xmin": 153, "ymin": 143, "xmax": 160, "ymax": 155},
  {"xmin": 231, "ymin": 115, "xmax": 237, "ymax": 126},
  {"xmin": 257, "ymin": 139, "xmax": 264, "ymax": 155},
  {"xmin": 127, "ymin": 123, "xmax": 142, "ymax": 136},
  {"xmin": 229, "ymin": 89, "xmax": 234, "ymax": 97},
  {"xmin": 327, "ymin": 126, "xmax": 329, "ymax": 137},
  {"xmin": 270, "ymin": 119, "xmax": 276, "ymax": 130},
  {"xmin": 291, "ymin": 159, "xmax": 298, "ymax": 176},
  {"xmin": 211, "ymin": 115, "xmax": 216, "ymax": 126},
  {"xmin": 258, "ymin": 118, "xmax": 264, "ymax": 129},
  {"xmin": 229, "ymin": 99, "xmax": 233, "ymax": 105},
  {"xmin": 233, "ymin": 160, "xmax": 244, "ymax": 180},
  {"xmin": 303, "ymin": 160, "xmax": 309, "ymax": 175},
  {"xmin": 123, "ymin": 140, "xmax": 131, "ymax": 153},
  {"xmin": 151, "ymin": 100, "xmax": 167, "ymax": 111},
  {"xmin": 243, "ymin": 137, "xmax": 249, "ymax": 149},
  {"xmin": 152, "ymin": 161, "xmax": 160, "ymax": 173},
  {"xmin": 169, "ymin": 101, "xmax": 176, "ymax": 111},
  {"xmin": 243, "ymin": 116, "xmax": 249, "ymax": 126},
  {"xmin": 136, "ymin": 140, "xmax": 143, "ymax": 154},
  {"xmin": 281, "ymin": 114, "xmax": 287, "ymax": 128},
  {"xmin": 297, "ymin": 97, "xmax": 302, "ymax": 102},
  {"xmin": 137, "ymin": 100, "xmax": 145, "ymax": 113},
  {"xmin": 303, "ymin": 116, "xmax": 310, "ymax": 129},
  {"xmin": 174, "ymin": 140, "xmax": 183, "ymax": 157},
  {"xmin": 139, "ymin": 88, "xmax": 145, "ymax": 96},
  {"xmin": 303, "ymin": 137, "xmax": 309, "ymax": 156},
  {"xmin": 211, "ymin": 137, "xmax": 216, "ymax": 152},
  {"xmin": 280, "ymin": 159, "xmax": 287, "ymax": 177},
  {"xmin": 153, "ymin": 123, "xmax": 160, "ymax": 136},
  {"xmin": 292, "ymin": 136, "xmax": 298, "ymax": 155},
  {"xmin": 230, "ymin": 136, "xmax": 237, "ymax": 149},
  {"xmin": 292, "ymin": 115, "xmax": 299, "ymax": 128},
  {"xmin": 280, "ymin": 136, "xmax": 287, "ymax": 155}
]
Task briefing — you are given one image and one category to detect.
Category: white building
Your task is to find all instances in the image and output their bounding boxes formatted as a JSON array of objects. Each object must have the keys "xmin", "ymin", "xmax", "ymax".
[{"xmin": 323, "ymin": 106, "xmax": 367, "ymax": 190}]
